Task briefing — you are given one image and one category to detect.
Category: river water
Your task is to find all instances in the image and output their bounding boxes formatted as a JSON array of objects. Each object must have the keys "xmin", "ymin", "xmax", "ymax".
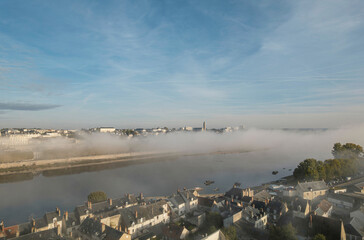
[{"xmin": 0, "ymin": 151, "xmax": 297, "ymax": 225}]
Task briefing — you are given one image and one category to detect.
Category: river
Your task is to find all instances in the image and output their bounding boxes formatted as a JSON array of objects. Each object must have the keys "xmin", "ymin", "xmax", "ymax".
[{"xmin": 0, "ymin": 151, "xmax": 297, "ymax": 226}]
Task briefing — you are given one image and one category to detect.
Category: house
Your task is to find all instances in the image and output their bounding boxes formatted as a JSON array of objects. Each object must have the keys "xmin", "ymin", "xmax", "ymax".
[
  {"xmin": 26, "ymin": 208, "xmax": 63, "ymax": 233},
  {"xmin": 197, "ymin": 230, "xmax": 226, "ymax": 240},
  {"xmin": 253, "ymin": 190, "xmax": 273, "ymax": 202},
  {"xmin": 314, "ymin": 199, "xmax": 333, "ymax": 217},
  {"xmin": 186, "ymin": 211, "xmax": 206, "ymax": 227},
  {"xmin": 198, "ymin": 230, "xmax": 226, "ymax": 240},
  {"xmin": 346, "ymin": 207, "xmax": 364, "ymax": 240},
  {"xmin": 74, "ymin": 194, "xmax": 141, "ymax": 224},
  {"xmin": 292, "ymin": 198, "xmax": 310, "ymax": 219},
  {"xmin": 222, "ymin": 208, "xmax": 243, "ymax": 228},
  {"xmin": 296, "ymin": 180, "xmax": 328, "ymax": 200},
  {"xmin": 61, "ymin": 211, "xmax": 80, "ymax": 237},
  {"xmin": 328, "ymin": 193, "xmax": 356, "ymax": 210},
  {"xmin": 77, "ymin": 217, "xmax": 130, "ymax": 240},
  {"xmin": 225, "ymin": 186, "xmax": 253, "ymax": 201},
  {"xmin": 266, "ymin": 200, "xmax": 288, "ymax": 223},
  {"xmin": 0, "ymin": 221, "xmax": 20, "ymax": 239},
  {"xmin": 178, "ymin": 189, "xmax": 198, "ymax": 213},
  {"xmin": 169, "ymin": 195, "xmax": 186, "ymax": 216},
  {"xmin": 11, "ymin": 227, "xmax": 64, "ymax": 240},
  {"xmin": 162, "ymin": 223, "xmax": 189, "ymax": 240},
  {"xmin": 119, "ymin": 201, "xmax": 170, "ymax": 238},
  {"xmin": 240, "ymin": 206, "xmax": 267, "ymax": 229},
  {"xmin": 309, "ymin": 215, "xmax": 346, "ymax": 240},
  {"xmin": 198, "ymin": 197, "xmax": 218, "ymax": 211}
]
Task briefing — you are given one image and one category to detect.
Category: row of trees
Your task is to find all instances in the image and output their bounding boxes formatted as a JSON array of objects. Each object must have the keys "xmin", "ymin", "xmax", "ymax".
[{"xmin": 293, "ymin": 143, "xmax": 363, "ymax": 181}]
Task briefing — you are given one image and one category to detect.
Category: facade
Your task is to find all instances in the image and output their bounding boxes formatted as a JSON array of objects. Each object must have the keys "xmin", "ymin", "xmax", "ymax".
[
  {"xmin": 119, "ymin": 201, "xmax": 170, "ymax": 238},
  {"xmin": 296, "ymin": 180, "xmax": 328, "ymax": 200},
  {"xmin": 97, "ymin": 127, "xmax": 116, "ymax": 133}
]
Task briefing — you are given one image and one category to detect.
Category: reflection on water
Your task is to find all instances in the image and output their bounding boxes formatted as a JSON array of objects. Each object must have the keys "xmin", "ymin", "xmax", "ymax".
[{"xmin": 0, "ymin": 152, "xmax": 297, "ymax": 225}]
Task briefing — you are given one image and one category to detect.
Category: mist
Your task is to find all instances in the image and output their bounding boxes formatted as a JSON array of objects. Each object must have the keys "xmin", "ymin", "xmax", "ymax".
[{"xmin": 18, "ymin": 124, "xmax": 364, "ymax": 164}]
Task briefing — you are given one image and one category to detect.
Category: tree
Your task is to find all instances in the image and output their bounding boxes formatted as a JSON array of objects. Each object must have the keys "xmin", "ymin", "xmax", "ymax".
[
  {"xmin": 313, "ymin": 234, "xmax": 326, "ymax": 240},
  {"xmin": 269, "ymin": 224, "xmax": 297, "ymax": 240},
  {"xmin": 222, "ymin": 226, "xmax": 237, "ymax": 240},
  {"xmin": 332, "ymin": 143, "xmax": 363, "ymax": 159},
  {"xmin": 88, "ymin": 191, "xmax": 107, "ymax": 203},
  {"xmin": 293, "ymin": 159, "xmax": 319, "ymax": 181}
]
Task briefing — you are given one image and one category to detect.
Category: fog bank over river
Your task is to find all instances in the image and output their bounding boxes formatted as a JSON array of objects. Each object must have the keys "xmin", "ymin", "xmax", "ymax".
[{"xmin": 1, "ymin": 125, "xmax": 364, "ymax": 225}]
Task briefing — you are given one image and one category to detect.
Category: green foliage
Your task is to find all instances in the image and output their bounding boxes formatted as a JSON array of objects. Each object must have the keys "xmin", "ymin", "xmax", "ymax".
[
  {"xmin": 269, "ymin": 224, "xmax": 297, "ymax": 240},
  {"xmin": 293, "ymin": 159, "xmax": 321, "ymax": 181},
  {"xmin": 313, "ymin": 234, "xmax": 326, "ymax": 240},
  {"xmin": 293, "ymin": 142, "xmax": 363, "ymax": 181},
  {"xmin": 205, "ymin": 212, "xmax": 223, "ymax": 229},
  {"xmin": 332, "ymin": 143, "xmax": 363, "ymax": 159},
  {"xmin": 197, "ymin": 212, "xmax": 223, "ymax": 236},
  {"xmin": 222, "ymin": 226, "xmax": 238, "ymax": 240},
  {"xmin": 88, "ymin": 191, "xmax": 107, "ymax": 203}
]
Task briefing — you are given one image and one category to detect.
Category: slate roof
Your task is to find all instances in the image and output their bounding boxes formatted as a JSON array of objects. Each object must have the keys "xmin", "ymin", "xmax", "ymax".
[
  {"xmin": 314, "ymin": 199, "xmax": 332, "ymax": 215},
  {"xmin": 328, "ymin": 193, "xmax": 355, "ymax": 204},
  {"xmin": 311, "ymin": 215, "xmax": 345, "ymax": 240},
  {"xmin": 44, "ymin": 211, "xmax": 62, "ymax": 224},
  {"xmin": 267, "ymin": 200, "xmax": 286, "ymax": 214},
  {"xmin": 297, "ymin": 180, "xmax": 328, "ymax": 192},
  {"xmin": 225, "ymin": 187, "xmax": 245, "ymax": 200},
  {"xmin": 119, "ymin": 201, "xmax": 168, "ymax": 228},
  {"xmin": 253, "ymin": 190, "xmax": 271, "ymax": 202},
  {"xmin": 198, "ymin": 197, "xmax": 216, "ymax": 208},
  {"xmin": 63, "ymin": 212, "xmax": 80, "ymax": 228},
  {"xmin": 162, "ymin": 224, "xmax": 188, "ymax": 240},
  {"xmin": 78, "ymin": 217, "xmax": 127, "ymax": 240},
  {"xmin": 11, "ymin": 228, "xmax": 65, "ymax": 240},
  {"xmin": 293, "ymin": 198, "xmax": 309, "ymax": 213}
]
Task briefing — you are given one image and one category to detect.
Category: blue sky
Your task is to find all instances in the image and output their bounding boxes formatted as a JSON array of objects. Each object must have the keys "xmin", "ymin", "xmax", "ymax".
[{"xmin": 1, "ymin": 0, "xmax": 364, "ymax": 129}]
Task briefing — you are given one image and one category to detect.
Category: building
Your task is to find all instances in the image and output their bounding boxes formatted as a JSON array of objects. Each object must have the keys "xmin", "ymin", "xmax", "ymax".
[
  {"xmin": 240, "ymin": 206, "xmax": 268, "ymax": 229},
  {"xmin": 119, "ymin": 201, "xmax": 170, "ymax": 238},
  {"xmin": 225, "ymin": 186, "xmax": 254, "ymax": 201},
  {"xmin": 162, "ymin": 223, "xmax": 189, "ymax": 240},
  {"xmin": 309, "ymin": 215, "xmax": 346, "ymax": 240},
  {"xmin": 314, "ymin": 199, "xmax": 333, "ymax": 217},
  {"xmin": 202, "ymin": 122, "xmax": 206, "ymax": 131},
  {"xmin": 296, "ymin": 180, "xmax": 328, "ymax": 200},
  {"xmin": 77, "ymin": 217, "xmax": 130, "ymax": 240},
  {"xmin": 328, "ymin": 193, "xmax": 355, "ymax": 210},
  {"xmin": 97, "ymin": 127, "xmax": 116, "ymax": 133},
  {"xmin": 292, "ymin": 198, "xmax": 310, "ymax": 219}
]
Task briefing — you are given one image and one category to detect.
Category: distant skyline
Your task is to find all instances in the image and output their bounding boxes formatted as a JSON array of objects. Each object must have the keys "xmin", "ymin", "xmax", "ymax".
[{"xmin": 1, "ymin": 0, "xmax": 364, "ymax": 129}]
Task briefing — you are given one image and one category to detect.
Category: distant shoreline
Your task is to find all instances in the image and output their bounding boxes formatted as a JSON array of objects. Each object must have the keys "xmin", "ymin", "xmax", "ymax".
[{"xmin": 0, "ymin": 149, "xmax": 252, "ymax": 181}]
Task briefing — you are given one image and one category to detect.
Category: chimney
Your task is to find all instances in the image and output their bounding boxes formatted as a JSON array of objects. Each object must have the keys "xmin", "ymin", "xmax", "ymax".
[
  {"xmin": 31, "ymin": 218, "xmax": 35, "ymax": 227},
  {"xmin": 64, "ymin": 211, "xmax": 69, "ymax": 221},
  {"xmin": 118, "ymin": 225, "xmax": 121, "ymax": 231},
  {"xmin": 57, "ymin": 224, "xmax": 61, "ymax": 236},
  {"xmin": 16, "ymin": 229, "xmax": 19, "ymax": 237},
  {"xmin": 88, "ymin": 201, "xmax": 92, "ymax": 210},
  {"xmin": 309, "ymin": 215, "xmax": 313, "ymax": 228},
  {"xmin": 108, "ymin": 198, "xmax": 112, "ymax": 206},
  {"xmin": 56, "ymin": 207, "xmax": 61, "ymax": 216},
  {"xmin": 0, "ymin": 221, "xmax": 4, "ymax": 233},
  {"xmin": 101, "ymin": 223, "xmax": 106, "ymax": 233},
  {"xmin": 139, "ymin": 193, "xmax": 144, "ymax": 200},
  {"xmin": 135, "ymin": 211, "xmax": 138, "ymax": 219}
]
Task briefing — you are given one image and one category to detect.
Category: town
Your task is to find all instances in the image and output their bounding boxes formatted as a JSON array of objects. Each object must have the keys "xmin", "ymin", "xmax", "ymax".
[{"xmin": 0, "ymin": 169, "xmax": 363, "ymax": 240}]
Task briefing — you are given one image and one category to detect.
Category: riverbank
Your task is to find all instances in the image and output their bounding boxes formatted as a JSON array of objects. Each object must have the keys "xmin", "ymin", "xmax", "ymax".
[{"xmin": 0, "ymin": 149, "xmax": 252, "ymax": 180}]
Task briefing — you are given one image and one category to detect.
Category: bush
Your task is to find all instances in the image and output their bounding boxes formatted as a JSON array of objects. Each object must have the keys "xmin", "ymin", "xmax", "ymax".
[{"xmin": 88, "ymin": 191, "xmax": 107, "ymax": 203}]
